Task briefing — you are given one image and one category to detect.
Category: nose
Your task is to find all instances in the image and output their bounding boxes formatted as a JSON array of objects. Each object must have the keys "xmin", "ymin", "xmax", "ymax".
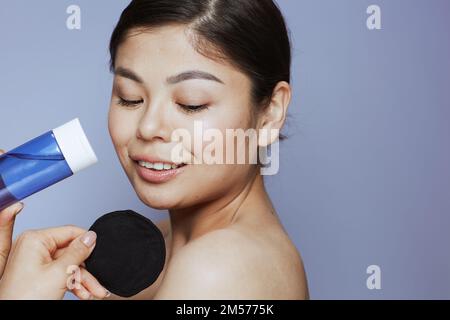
[{"xmin": 136, "ymin": 100, "xmax": 172, "ymax": 143}]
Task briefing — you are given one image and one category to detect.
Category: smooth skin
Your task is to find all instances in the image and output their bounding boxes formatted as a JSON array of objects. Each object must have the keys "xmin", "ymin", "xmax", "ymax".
[{"xmin": 108, "ymin": 25, "xmax": 309, "ymax": 299}]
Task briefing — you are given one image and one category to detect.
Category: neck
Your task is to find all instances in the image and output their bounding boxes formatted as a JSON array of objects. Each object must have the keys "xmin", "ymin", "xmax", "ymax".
[{"xmin": 168, "ymin": 169, "xmax": 274, "ymax": 250}]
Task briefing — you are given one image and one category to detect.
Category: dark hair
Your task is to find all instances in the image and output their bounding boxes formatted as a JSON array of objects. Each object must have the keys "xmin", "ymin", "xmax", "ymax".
[{"xmin": 109, "ymin": 0, "xmax": 291, "ymax": 140}]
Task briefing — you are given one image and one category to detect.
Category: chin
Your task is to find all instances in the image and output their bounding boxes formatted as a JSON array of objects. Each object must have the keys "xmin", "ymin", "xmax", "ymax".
[{"xmin": 135, "ymin": 187, "xmax": 184, "ymax": 211}]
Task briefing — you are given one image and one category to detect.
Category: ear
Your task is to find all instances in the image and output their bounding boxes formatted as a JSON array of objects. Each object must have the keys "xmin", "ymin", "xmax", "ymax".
[{"xmin": 257, "ymin": 81, "xmax": 291, "ymax": 147}]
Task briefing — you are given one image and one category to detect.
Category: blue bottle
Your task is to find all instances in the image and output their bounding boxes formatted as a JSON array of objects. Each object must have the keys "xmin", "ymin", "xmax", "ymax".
[{"xmin": 0, "ymin": 119, "xmax": 98, "ymax": 211}]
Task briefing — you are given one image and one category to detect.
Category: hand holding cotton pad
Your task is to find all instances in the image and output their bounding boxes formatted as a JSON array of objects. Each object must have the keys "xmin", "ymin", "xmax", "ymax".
[{"xmin": 85, "ymin": 210, "xmax": 166, "ymax": 298}]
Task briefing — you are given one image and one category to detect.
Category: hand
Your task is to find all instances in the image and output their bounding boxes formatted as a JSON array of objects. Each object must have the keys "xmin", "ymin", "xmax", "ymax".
[
  {"xmin": 0, "ymin": 226, "xmax": 110, "ymax": 300},
  {"xmin": 0, "ymin": 203, "xmax": 24, "ymax": 278},
  {"xmin": 0, "ymin": 148, "xmax": 107, "ymax": 300},
  {"xmin": 0, "ymin": 149, "xmax": 24, "ymax": 278}
]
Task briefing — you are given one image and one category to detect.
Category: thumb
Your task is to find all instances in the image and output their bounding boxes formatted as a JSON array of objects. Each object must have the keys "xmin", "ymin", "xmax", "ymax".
[
  {"xmin": 54, "ymin": 231, "xmax": 97, "ymax": 269},
  {"xmin": 0, "ymin": 202, "xmax": 24, "ymax": 277}
]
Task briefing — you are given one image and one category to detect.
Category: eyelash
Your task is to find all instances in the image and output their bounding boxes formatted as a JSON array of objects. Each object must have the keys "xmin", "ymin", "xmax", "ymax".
[
  {"xmin": 117, "ymin": 97, "xmax": 143, "ymax": 108},
  {"xmin": 117, "ymin": 97, "xmax": 209, "ymax": 113},
  {"xmin": 177, "ymin": 103, "xmax": 209, "ymax": 113}
]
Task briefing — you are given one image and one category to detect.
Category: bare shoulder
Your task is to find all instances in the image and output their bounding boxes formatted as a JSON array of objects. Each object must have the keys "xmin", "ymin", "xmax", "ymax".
[{"xmin": 154, "ymin": 224, "xmax": 309, "ymax": 300}]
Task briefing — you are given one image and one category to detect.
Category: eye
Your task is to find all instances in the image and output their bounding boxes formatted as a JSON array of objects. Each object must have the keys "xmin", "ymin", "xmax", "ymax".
[
  {"xmin": 177, "ymin": 103, "xmax": 209, "ymax": 113},
  {"xmin": 117, "ymin": 97, "xmax": 144, "ymax": 107}
]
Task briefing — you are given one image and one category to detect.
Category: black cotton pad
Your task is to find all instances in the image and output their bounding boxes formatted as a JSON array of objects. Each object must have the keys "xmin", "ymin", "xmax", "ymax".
[{"xmin": 85, "ymin": 210, "xmax": 166, "ymax": 298}]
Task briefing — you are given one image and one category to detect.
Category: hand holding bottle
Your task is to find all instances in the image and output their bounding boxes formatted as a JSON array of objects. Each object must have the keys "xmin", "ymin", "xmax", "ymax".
[{"xmin": 0, "ymin": 149, "xmax": 24, "ymax": 277}]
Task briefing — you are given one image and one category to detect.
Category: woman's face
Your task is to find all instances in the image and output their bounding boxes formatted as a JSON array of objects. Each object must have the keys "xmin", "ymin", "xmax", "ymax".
[{"xmin": 108, "ymin": 25, "xmax": 259, "ymax": 210}]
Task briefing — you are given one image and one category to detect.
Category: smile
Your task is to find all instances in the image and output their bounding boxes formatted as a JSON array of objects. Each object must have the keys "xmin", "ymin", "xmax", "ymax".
[
  {"xmin": 138, "ymin": 160, "xmax": 185, "ymax": 171},
  {"xmin": 134, "ymin": 160, "xmax": 187, "ymax": 184}
]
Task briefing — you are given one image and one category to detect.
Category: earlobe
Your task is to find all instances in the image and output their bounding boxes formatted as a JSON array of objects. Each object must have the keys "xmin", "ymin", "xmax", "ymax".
[
  {"xmin": 257, "ymin": 126, "xmax": 280, "ymax": 148},
  {"xmin": 258, "ymin": 81, "xmax": 291, "ymax": 147}
]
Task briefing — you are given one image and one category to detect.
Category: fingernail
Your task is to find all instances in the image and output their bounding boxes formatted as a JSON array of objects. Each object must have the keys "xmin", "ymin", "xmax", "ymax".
[
  {"xmin": 14, "ymin": 202, "xmax": 24, "ymax": 215},
  {"xmin": 81, "ymin": 231, "xmax": 97, "ymax": 247}
]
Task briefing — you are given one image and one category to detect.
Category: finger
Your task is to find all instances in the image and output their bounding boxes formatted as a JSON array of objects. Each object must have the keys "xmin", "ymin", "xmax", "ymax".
[
  {"xmin": 54, "ymin": 231, "xmax": 97, "ymax": 269},
  {"xmin": 71, "ymin": 284, "xmax": 93, "ymax": 300},
  {"xmin": 53, "ymin": 248, "xmax": 87, "ymax": 269},
  {"xmin": 79, "ymin": 267, "xmax": 110, "ymax": 299},
  {"xmin": 0, "ymin": 202, "xmax": 24, "ymax": 277},
  {"xmin": 0, "ymin": 202, "xmax": 24, "ymax": 226},
  {"xmin": 53, "ymin": 247, "xmax": 65, "ymax": 260},
  {"xmin": 37, "ymin": 225, "xmax": 87, "ymax": 251},
  {"xmin": 0, "ymin": 149, "xmax": 23, "ymax": 227}
]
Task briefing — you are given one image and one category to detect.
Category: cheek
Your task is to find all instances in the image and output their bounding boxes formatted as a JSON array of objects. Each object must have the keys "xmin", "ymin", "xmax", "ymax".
[
  {"xmin": 200, "ymin": 108, "xmax": 254, "ymax": 153},
  {"xmin": 108, "ymin": 107, "xmax": 134, "ymax": 152}
]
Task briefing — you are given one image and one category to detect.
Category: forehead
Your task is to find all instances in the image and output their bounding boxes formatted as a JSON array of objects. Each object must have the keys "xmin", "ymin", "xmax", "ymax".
[{"xmin": 114, "ymin": 25, "xmax": 249, "ymax": 88}]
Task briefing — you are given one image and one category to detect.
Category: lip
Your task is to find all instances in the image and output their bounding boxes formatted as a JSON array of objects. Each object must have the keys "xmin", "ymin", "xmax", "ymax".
[
  {"xmin": 131, "ymin": 154, "xmax": 185, "ymax": 166},
  {"xmin": 134, "ymin": 161, "xmax": 187, "ymax": 184}
]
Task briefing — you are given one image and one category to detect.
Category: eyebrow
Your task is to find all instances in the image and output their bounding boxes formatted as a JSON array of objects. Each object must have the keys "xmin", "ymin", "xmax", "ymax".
[
  {"xmin": 114, "ymin": 67, "xmax": 144, "ymax": 84},
  {"xmin": 167, "ymin": 70, "xmax": 224, "ymax": 85},
  {"xmin": 114, "ymin": 67, "xmax": 224, "ymax": 85}
]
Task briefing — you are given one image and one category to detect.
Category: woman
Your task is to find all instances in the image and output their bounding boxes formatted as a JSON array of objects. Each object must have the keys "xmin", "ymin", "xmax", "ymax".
[{"xmin": 0, "ymin": 0, "xmax": 308, "ymax": 300}]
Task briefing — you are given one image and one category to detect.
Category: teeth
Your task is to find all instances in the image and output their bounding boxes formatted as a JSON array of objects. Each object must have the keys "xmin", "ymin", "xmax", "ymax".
[
  {"xmin": 138, "ymin": 161, "xmax": 183, "ymax": 171},
  {"xmin": 154, "ymin": 163, "xmax": 164, "ymax": 170}
]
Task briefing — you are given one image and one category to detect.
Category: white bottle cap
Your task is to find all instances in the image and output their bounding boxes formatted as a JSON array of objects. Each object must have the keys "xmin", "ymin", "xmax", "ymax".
[{"xmin": 52, "ymin": 118, "xmax": 98, "ymax": 174}]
